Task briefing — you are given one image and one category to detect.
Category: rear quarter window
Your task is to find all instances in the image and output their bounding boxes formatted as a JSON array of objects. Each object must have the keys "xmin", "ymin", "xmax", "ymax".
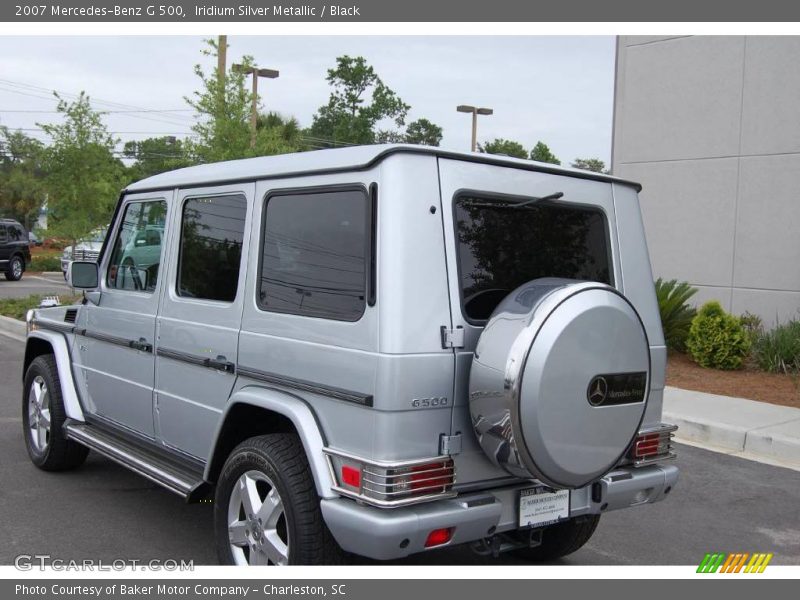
[{"xmin": 454, "ymin": 194, "xmax": 612, "ymax": 322}]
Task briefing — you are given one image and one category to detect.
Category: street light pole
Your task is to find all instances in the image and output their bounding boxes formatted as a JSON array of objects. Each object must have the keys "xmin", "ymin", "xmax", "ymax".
[
  {"xmin": 457, "ymin": 105, "xmax": 494, "ymax": 152},
  {"xmin": 233, "ymin": 64, "xmax": 280, "ymax": 149}
]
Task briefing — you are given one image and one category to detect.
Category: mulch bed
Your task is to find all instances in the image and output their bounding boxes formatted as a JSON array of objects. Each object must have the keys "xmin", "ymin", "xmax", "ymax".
[{"xmin": 667, "ymin": 352, "xmax": 800, "ymax": 409}]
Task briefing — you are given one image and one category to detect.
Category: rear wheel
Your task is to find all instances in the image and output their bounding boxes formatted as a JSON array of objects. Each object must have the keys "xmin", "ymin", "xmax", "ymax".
[
  {"xmin": 22, "ymin": 355, "xmax": 89, "ymax": 470},
  {"xmin": 214, "ymin": 433, "xmax": 348, "ymax": 566},
  {"xmin": 5, "ymin": 255, "xmax": 24, "ymax": 281},
  {"xmin": 511, "ymin": 515, "xmax": 600, "ymax": 562}
]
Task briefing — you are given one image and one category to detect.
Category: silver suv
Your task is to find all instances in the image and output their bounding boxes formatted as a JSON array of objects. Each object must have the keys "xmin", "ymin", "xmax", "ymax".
[{"xmin": 22, "ymin": 145, "xmax": 678, "ymax": 565}]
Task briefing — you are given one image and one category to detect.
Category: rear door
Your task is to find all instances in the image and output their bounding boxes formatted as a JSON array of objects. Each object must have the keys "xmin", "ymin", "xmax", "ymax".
[
  {"xmin": 0, "ymin": 224, "xmax": 8, "ymax": 266},
  {"xmin": 153, "ymin": 183, "xmax": 253, "ymax": 460},
  {"xmin": 437, "ymin": 158, "xmax": 620, "ymax": 484},
  {"xmin": 73, "ymin": 193, "xmax": 171, "ymax": 437}
]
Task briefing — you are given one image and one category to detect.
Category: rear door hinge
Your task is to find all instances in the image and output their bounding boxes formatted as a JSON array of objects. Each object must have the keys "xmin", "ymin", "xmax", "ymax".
[
  {"xmin": 439, "ymin": 432, "xmax": 462, "ymax": 455},
  {"xmin": 440, "ymin": 325, "xmax": 465, "ymax": 349}
]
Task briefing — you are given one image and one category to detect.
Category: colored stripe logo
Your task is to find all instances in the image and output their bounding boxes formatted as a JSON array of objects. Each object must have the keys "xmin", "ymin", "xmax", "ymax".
[{"xmin": 697, "ymin": 552, "xmax": 773, "ymax": 573}]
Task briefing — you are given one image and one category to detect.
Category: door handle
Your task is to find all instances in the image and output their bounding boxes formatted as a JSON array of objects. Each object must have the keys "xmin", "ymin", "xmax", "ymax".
[
  {"xmin": 204, "ymin": 355, "xmax": 236, "ymax": 374},
  {"xmin": 130, "ymin": 337, "xmax": 153, "ymax": 353}
]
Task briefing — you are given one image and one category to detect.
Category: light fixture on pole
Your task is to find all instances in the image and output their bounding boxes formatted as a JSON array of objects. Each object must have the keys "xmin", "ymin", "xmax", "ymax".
[
  {"xmin": 232, "ymin": 63, "xmax": 280, "ymax": 148},
  {"xmin": 457, "ymin": 105, "xmax": 493, "ymax": 152}
]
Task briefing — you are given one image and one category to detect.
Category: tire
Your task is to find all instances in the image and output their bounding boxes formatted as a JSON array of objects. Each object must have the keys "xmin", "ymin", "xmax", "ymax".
[
  {"xmin": 22, "ymin": 355, "xmax": 89, "ymax": 471},
  {"xmin": 5, "ymin": 255, "xmax": 24, "ymax": 281},
  {"xmin": 511, "ymin": 514, "xmax": 600, "ymax": 562},
  {"xmin": 214, "ymin": 433, "xmax": 348, "ymax": 566}
]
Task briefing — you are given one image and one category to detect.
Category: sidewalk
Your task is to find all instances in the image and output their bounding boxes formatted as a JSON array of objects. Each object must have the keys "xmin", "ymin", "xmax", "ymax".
[
  {"xmin": 664, "ymin": 386, "xmax": 800, "ymax": 469},
  {"xmin": 1, "ymin": 315, "xmax": 799, "ymax": 469}
]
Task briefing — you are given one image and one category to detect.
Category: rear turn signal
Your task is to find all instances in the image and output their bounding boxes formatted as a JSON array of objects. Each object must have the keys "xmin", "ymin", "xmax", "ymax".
[{"xmin": 425, "ymin": 527, "xmax": 454, "ymax": 548}]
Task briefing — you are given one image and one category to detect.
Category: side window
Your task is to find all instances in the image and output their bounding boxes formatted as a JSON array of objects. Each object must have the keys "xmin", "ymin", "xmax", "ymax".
[
  {"xmin": 0, "ymin": 225, "xmax": 7, "ymax": 243},
  {"xmin": 259, "ymin": 188, "xmax": 368, "ymax": 321},
  {"xmin": 9, "ymin": 226, "xmax": 23, "ymax": 241},
  {"xmin": 177, "ymin": 194, "xmax": 247, "ymax": 302},
  {"xmin": 107, "ymin": 200, "xmax": 167, "ymax": 292}
]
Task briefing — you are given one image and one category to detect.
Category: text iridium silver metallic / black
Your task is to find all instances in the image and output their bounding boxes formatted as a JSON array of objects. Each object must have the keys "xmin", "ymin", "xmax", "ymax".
[{"xmin": 468, "ymin": 278, "xmax": 651, "ymax": 489}]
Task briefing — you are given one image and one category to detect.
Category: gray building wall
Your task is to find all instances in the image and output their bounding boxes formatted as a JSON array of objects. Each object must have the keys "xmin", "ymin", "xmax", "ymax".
[{"xmin": 612, "ymin": 35, "xmax": 800, "ymax": 326}]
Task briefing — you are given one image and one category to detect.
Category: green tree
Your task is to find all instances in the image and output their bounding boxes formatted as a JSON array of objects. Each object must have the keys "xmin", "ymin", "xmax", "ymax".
[
  {"xmin": 309, "ymin": 55, "xmax": 410, "ymax": 146},
  {"xmin": 529, "ymin": 141, "xmax": 561, "ymax": 165},
  {"xmin": 0, "ymin": 127, "xmax": 46, "ymax": 229},
  {"xmin": 38, "ymin": 92, "xmax": 125, "ymax": 247},
  {"xmin": 123, "ymin": 136, "xmax": 193, "ymax": 181},
  {"xmin": 376, "ymin": 117, "xmax": 444, "ymax": 146},
  {"xmin": 402, "ymin": 118, "xmax": 443, "ymax": 146},
  {"xmin": 185, "ymin": 39, "xmax": 304, "ymax": 162},
  {"xmin": 478, "ymin": 138, "xmax": 528, "ymax": 159},
  {"xmin": 571, "ymin": 158, "xmax": 608, "ymax": 173}
]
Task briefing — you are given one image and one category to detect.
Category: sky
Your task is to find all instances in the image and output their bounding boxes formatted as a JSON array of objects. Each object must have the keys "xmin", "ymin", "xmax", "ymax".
[{"xmin": 0, "ymin": 36, "xmax": 616, "ymax": 165}]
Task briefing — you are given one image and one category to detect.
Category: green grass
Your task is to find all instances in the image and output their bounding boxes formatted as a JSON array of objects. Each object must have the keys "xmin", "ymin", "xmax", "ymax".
[
  {"xmin": 752, "ymin": 319, "xmax": 800, "ymax": 374},
  {"xmin": 0, "ymin": 294, "xmax": 81, "ymax": 321}
]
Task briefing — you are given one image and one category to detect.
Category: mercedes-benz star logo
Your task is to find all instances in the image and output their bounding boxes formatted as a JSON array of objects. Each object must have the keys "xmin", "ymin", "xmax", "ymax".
[{"xmin": 587, "ymin": 376, "xmax": 608, "ymax": 406}]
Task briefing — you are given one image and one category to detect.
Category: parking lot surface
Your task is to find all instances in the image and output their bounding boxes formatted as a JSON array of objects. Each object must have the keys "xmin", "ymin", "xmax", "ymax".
[{"xmin": 0, "ymin": 272, "xmax": 69, "ymax": 299}]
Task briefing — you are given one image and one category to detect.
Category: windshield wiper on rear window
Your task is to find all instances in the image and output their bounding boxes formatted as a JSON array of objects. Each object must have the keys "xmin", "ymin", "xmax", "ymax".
[{"xmin": 460, "ymin": 192, "xmax": 564, "ymax": 209}]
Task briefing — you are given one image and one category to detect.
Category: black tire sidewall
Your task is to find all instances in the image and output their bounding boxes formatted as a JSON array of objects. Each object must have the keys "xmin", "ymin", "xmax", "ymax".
[
  {"xmin": 22, "ymin": 356, "xmax": 61, "ymax": 466},
  {"xmin": 214, "ymin": 437, "xmax": 301, "ymax": 565},
  {"xmin": 7, "ymin": 256, "xmax": 23, "ymax": 281}
]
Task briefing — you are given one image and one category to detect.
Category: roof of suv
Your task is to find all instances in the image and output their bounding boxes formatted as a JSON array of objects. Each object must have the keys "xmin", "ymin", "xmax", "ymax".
[{"xmin": 125, "ymin": 144, "xmax": 642, "ymax": 193}]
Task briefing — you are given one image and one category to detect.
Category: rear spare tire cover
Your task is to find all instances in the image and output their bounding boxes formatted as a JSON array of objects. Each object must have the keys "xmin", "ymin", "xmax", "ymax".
[{"xmin": 469, "ymin": 279, "xmax": 650, "ymax": 488}]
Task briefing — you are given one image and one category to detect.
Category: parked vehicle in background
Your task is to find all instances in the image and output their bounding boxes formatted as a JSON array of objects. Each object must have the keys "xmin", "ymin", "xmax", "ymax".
[
  {"xmin": 0, "ymin": 218, "xmax": 31, "ymax": 281},
  {"xmin": 60, "ymin": 228, "xmax": 107, "ymax": 276},
  {"xmin": 28, "ymin": 231, "xmax": 43, "ymax": 247},
  {"xmin": 22, "ymin": 145, "xmax": 678, "ymax": 566}
]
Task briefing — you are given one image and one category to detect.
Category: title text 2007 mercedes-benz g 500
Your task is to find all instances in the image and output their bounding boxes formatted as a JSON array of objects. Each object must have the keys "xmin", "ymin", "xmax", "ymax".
[{"xmin": 22, "ymin": 145, "xmax": 678, "ymax": 565}]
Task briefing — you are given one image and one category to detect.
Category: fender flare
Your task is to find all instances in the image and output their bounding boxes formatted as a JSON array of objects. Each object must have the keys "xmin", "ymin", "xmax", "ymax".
[
  {"xmin": 26, "ymin": 330, "xmax": 85, "ymax": 422},
  {"xmin": 205, "ymin": 386, "xmax": 336, "ymax": 499}
]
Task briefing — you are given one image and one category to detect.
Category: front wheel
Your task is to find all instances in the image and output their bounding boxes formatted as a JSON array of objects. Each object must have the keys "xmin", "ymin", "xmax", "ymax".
[
  {"xmin": 22, "ymin": 355, "xmax": 89, "ymax": 470},
  {"xmin": 214, "ymin": 433, "xmax": 348, "ymax": 566},
  {"xmin": 5, "ymin": 255, "xmax": 24, "ymax": 281},
  {"xmin": 511, "ymin": 514, "xmax": 600, "ymax": 562}
]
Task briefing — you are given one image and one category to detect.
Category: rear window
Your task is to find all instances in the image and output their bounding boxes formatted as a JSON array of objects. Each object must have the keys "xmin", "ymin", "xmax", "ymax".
[{"xmin": 454, "ymin": 194, "xmax": 612, "ymax": 322}]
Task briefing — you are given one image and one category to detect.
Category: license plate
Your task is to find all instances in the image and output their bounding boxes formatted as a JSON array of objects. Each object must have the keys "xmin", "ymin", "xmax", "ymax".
[{"xmin": 519, "ymin": 487, "xmax": 570, "ymax": 527}]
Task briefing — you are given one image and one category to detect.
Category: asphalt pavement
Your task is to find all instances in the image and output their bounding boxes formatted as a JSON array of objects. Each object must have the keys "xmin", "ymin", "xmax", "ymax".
[
  {"xmin": 1, "ymin": 333, "xmax": 798, "ymax": 566},
  {"xmin": 0, "ymin": 272, "xmax": 69, "ymax": 299}
]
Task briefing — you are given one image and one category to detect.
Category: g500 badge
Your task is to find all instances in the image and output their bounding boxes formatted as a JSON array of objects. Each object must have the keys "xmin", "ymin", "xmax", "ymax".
[{"xmin": 586, "ymin": 372, "xmax": 647, "ymax": 407}]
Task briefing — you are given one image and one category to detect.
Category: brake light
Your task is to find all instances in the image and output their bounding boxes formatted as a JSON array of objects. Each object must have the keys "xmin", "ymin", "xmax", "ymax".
[
  {"xmin": 341, "ymin": 465, "xmax": 361, "ymax": 488},
  {"xmin": 627, "ymin": 424, "xmax": 677, "ymax": 466},
  {"xmin": 425, "ymin": 527, "xmax": 453, "ymax": 548}
]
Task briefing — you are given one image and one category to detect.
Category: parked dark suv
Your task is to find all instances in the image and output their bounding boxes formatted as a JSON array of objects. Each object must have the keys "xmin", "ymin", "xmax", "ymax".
[{"xmin": 0, "ymin": 218, "xmax": 31, "ymax": 281}]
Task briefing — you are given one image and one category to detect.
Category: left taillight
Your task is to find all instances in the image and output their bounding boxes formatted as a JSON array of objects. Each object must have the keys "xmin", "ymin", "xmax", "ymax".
[{"xmin": 326, "ymin": 451, "xmax": 456, "ymax": 508}]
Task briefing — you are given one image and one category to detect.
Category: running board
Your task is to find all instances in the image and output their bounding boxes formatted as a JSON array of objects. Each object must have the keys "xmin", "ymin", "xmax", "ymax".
[{"xmin": 64, "ymin": 421, "xmax": 208, "ymax": 501}]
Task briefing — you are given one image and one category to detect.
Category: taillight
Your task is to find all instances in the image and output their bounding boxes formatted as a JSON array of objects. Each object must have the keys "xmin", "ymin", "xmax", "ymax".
[
  {"xmin": 341, "ymin": 465, "xmax": 361, "ymax": 488},
  {"xmin": 627, "ymin": 424, "xmax": 677, "ymax": 466},
  {"xmin": 425, "ymin": 527, "xmax": 454, "ymax": 548},
  {"xmin": 326, "ymin": 451, "xmax": 456, "ymax": 508}
]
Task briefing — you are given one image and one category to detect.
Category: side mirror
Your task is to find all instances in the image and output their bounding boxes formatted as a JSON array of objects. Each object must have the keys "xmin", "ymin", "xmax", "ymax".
[{"xmin": 67, "ymin": 261, "xmax": 99, "ymax": 289}]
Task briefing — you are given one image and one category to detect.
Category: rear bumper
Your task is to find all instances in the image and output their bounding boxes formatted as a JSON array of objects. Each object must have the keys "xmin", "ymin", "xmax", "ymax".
[{"xmin": 321, "ymin": 462, "xmax": 678, "ymax": 560}]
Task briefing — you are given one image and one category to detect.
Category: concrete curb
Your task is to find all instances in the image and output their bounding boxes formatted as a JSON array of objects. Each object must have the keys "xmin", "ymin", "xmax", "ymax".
[
  {"xmin": 0, "ymin": 314, "xmax": 26, "ymax": 340},
  {"xmin": 664, "ymin": 386, "xmax": 800, "ymax": 468}
]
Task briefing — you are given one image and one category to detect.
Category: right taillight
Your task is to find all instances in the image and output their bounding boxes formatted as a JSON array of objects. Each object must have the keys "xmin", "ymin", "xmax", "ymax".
[{"xmin": 627, "ymin": 423, "xmax": 677, "ymax": 466}]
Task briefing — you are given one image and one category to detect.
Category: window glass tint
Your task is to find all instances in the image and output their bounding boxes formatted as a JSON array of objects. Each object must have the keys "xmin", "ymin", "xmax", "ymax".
[
  {"xmin": 107, "ymin": 200, "xmax": 167, "ymax": 292},
  {"xmin": 259, "ymin": 189, "xmax": 367, "ymax": 321},
  {"xmin": 178, "ymin": 195, "xmax": 247, "ymax": 302},
  {"xmin": 0, "ymin": 226, "xmax": 7, "ymax": 242},
  {"xmin": 455, "ymin": 196, "xmax": 611, "ymax": 321},
  {"xmin": 10, "ymin": 226, "xmax": 24, "ymax": 241}
]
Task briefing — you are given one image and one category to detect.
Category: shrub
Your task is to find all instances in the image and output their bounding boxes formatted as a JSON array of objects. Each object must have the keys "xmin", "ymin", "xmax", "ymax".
[
  {"xmin": 686, "ymin": 301, "xmax": 750, "ymax": 370},
  {"xmin": 654, "ymin": 278, "xmax": 697, "ymax": 352},
  {"xmin": 752, "ymin": 319, "xmax": 800, "ymax": 374},
  {"xmin": 29, "ymin": 256, "xmax": 62, "ymax": 272}
]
